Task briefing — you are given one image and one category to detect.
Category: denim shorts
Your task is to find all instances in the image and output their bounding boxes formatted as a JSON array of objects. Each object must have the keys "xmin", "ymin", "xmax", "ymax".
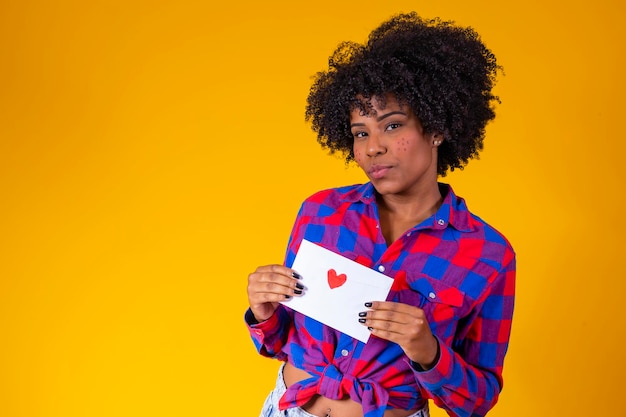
[{"xmin": 259, "ymin": 364, "xmax": 429, "ymax": 417}]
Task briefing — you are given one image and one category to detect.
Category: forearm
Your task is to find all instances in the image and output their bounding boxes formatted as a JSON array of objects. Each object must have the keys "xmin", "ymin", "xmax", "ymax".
[
  {"xmin": 411, "ymin": 338, "xmax": 503, "ymax": 416},
  {"xmin": 413, "ymin": 258, "xmax": 515, "ymax": 416}
]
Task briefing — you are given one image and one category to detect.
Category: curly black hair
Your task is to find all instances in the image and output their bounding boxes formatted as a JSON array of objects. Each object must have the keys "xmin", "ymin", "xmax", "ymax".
[{"xmin": 305, "ymin": 12, "xmax": 501, "ymax": 176}]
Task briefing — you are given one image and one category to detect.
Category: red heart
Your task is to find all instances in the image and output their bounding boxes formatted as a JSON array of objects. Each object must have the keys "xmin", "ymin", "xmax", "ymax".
[{"xmin": 327, "ymin": 269, "xmax": 347, "ymax": 289}]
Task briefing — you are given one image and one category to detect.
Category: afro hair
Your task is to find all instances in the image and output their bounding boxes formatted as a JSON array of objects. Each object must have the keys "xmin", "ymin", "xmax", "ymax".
[{"xmin": 305, "ymin": 12, "xmax": 502, "ymax": 176}]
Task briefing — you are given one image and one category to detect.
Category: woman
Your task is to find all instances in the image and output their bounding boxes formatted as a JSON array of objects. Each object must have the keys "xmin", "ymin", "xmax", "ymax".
[{"xmin": 245, "ymin": 12, "xmax": 516, "ymax": 417}]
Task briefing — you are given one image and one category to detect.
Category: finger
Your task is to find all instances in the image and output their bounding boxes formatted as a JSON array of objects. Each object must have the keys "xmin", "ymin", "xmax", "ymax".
[
  {"xmin": 254, "ymin": 264, "xmax": 302, "ymax": 280},
  {"xmin": 248, "ymin": 276, "xmax": 304, "ymax": 299},
  {"xmin": 366, "ymin": 301, "xmax": 421, "ymax": 315},
  {"xmin": 358, "ymin": 309, "xmax": 429, "ymax": 335},
  {"xmin": 260, "ymin": 278, "xmax": 304, "ymax": 296},
  {"xmin": 368, "ymin": 325, "xmax": 403, "ymax": 342},
  {"xmin": 251, "ymin": 290, "xmax": 297, "ymax": 303},
  {"xmin": 362, "ymin": 310, "xmax": 409, "ymax": 327},
  {"xmin": 249, "ymin": 265, "xmax": 301, "ymax": 286},
  {"xmin": 362, "ymin": 316, "xmax": 417, "ymax": 334},
  {"xmin": 248, "ymin": 267, "xmax": 304, "ymax": 297},
  {"xmin": 361, "ymin": 308, "xmax": 419, "ymax": 325}
]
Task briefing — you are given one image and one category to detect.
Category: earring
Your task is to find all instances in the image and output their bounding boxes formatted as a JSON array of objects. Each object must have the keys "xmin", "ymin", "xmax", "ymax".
[{"xmin": 433, "ymin": 140, "xmax": 442, "ymax": 146}]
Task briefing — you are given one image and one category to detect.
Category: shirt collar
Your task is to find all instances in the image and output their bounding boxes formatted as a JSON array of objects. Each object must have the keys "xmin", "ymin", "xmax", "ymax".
[
  {"xmin": 348, "ymin": 182, "xmax": 475, "ymax": 233},
  {"xmin": 431, "ymin": 183, "xmax": 474, "ymax": 232}
]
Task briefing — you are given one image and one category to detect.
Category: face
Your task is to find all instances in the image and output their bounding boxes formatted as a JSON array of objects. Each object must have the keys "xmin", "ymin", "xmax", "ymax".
[{"xmin": 350, "ymin": 95, "xmax": 440, "ymax": 198}]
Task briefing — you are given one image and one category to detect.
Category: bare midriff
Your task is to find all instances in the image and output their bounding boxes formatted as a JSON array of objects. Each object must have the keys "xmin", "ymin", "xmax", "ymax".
[{"xmin": 283, "ymin": 362, "xmax": 420, "ymax": 417}]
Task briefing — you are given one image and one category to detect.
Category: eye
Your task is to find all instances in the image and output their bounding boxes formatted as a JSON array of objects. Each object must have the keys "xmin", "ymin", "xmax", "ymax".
[
  {"xmin": 352, "ymin": 131, "xmax": 368, "ymax": 139},
  {"xmin": 385, "ymin": 122, "xmax": 402, "ymax": 131}
]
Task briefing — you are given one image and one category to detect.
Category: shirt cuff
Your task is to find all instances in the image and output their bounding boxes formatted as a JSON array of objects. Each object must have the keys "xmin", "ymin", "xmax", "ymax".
[
  {"xmin": 244, "ymin": 308, "xmax": 262, "ymax": 325},
  {"xmin": 409, "ymin": 336, "xmax": 452, "ymax": 392},
  {"xmin": 245, "ymin": 307, "xmax": 283, "ymax": 335}
]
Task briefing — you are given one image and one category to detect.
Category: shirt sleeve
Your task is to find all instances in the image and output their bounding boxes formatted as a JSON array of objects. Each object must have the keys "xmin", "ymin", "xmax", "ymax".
[
  {"xmin": 244, "ymin": 305, "xmax": 293, "ymax": 361},
  {"xmin": 411, "ymin": 252, "xmax": 516, "ymax": 417}
]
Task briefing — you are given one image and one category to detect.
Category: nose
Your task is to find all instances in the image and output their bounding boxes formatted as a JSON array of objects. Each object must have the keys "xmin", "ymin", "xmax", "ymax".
[{"xmin": 365, "ymin": 132, "xmax": 386, "ymax": 157}]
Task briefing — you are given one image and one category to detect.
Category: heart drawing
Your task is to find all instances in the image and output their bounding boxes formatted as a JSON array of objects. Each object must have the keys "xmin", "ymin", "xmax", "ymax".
[{"xmin": 327, "ymin": 269, "xmax": 347, "ymax": 289}]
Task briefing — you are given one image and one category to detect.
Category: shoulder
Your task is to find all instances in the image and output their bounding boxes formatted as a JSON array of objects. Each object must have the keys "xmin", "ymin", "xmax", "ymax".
[
  {"xmin": 445, "ymin": 184, "xmax": 515, "ymax": 269},
  {"xmin": 468, "ymin": 213, "xmax": 513, "ymax": 249},
  {"xmin": 298, "ymin": 183, "xmax": 371, "ymax": 215},
  {"xmin": 469, "ymin": 213, "xmax": 515, "ymax": 265}
]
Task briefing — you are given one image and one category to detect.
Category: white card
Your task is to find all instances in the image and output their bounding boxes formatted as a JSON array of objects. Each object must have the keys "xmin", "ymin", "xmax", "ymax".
[{"xmin": 281, "ymin": 239, "xmax": 394, "ymax": 343}]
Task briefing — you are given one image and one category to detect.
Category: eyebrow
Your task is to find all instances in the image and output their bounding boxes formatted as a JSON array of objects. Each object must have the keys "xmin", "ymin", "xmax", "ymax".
[{"xmin": 350, "ymin": 110, "xmax": 407, "ymax": 127}]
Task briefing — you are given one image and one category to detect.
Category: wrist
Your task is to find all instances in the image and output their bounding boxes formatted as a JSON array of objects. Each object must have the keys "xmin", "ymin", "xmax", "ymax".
[{"xmin": 409, "ymin": 336, "xmax": 440, "ymax": 371}]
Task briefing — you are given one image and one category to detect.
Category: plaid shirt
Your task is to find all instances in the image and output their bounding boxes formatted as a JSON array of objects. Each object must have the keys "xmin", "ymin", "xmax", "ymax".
[{"xmin": 246, "ymin": 183, "xmax": 516, "ymax": 417}]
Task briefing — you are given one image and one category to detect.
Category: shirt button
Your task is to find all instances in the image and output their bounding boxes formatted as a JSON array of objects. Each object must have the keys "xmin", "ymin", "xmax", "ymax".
[
  {"xmin": 378, "ymin": 265, "xmax": 385, "ymax": 273},
  {"xmin": 428, "ymin": 292, "xmax": 436, "ymax": 299},
  {"xmin": 437, "ymin": 219, "xmax": 445, "ymax": 226},
  {"xmin": 341, "ymin": 349, "xmax": 349, "ymax": 357}
]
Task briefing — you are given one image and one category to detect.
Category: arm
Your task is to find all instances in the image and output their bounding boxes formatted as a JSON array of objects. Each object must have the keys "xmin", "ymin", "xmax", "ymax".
[
  {"xmin": 362, "ymin": 253, "xmax": 515, "ymax": 416},
  {"xmin": 245, "ymin": 263, "xmax": 303, "ymax": 360},
  {"xmin": 245, "ymin": 304, "xmax": 294, "ymax": 360},
  {"xmin": 413, "ymin": 255, "xmax": 516, "ymax": 416}
]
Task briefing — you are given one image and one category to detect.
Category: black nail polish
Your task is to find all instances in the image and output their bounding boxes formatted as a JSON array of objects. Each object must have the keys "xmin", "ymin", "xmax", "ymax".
[
  {"xmin": 292, "ymin": 272, "xmax": 302, "ymax": 279},
  {"xmin": 358, "ymin": 318, "xmax": 366, "ymax": 323},
  {"xmin": 285, "ymin": 295, "xmax": 291, "ymax": 299},
  {"xmin": 295, "ymin": 282, "xmax": 304, "ymax": 290},
  {"xmin": 368, "ymin": 327, "xmax": 374, "ymax": 331},
  {"xmin": 358, "ymin": 312, "xmax": 367, "ymax": 317},
  {"xmin": 294, "ymin": 289, "xmax": 303, "ymax": 295},
  {"xmin": 364, "ymin": 302, "xmax": 373, "ymax": 308}
]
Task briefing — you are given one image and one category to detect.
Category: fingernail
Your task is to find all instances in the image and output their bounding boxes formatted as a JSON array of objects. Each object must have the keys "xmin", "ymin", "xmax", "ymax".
[
  {"xmin": 285, "ymin": 295, "xmax": 291, "ymax": 299},
  {"xmin": 358, "ymin": 318, "xmax": 366, "ymax": 323},
  {"xmin": 358, "ymin": 312, "xmax": 367, "ymax": 317},
  {"xmin": 295, "ymin": 282, "xmax": 304, "ymax": 290},
  {"xmin": 292, "ymin": 272, "xmax": 302, "ymax": 279},
  {"xmin": 294, "ymin": 289, "xmax": 303, "ymax": 295},
  {"xmin": 364, "ymin": 302, "xmax": 373, "ymax": 308},
  {"xmin": 367, "ymin": 327, "xmax": 374, "ymax": 331}
]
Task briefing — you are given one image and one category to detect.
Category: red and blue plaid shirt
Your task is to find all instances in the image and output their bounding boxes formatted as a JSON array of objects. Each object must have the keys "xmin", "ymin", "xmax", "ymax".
[{"xmin": 246, "ymin": 183, "xmax": 516, "ymax": 417}]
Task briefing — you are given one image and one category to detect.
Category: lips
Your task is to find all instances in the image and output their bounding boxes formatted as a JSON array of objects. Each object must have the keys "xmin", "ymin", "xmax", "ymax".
[{"xmin": 368, "ymin": 164, "xmax": 392, "ymax": 179}]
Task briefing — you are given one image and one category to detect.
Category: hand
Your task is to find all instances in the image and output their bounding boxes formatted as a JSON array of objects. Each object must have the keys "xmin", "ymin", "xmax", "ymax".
[
  {"xmin": 359, "ymin": 301, "xmax": 439, "ymax": 369},
  {"xmin": 247, "ymin": 264, "xmax": 304, "ymax": 322}
]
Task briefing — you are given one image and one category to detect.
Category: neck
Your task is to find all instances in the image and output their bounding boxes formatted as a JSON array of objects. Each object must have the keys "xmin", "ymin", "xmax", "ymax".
[
  {"xmin": 376, "ymin": 183, "xmax": 443, "ymax": 246},
  {"xmin": 377, "ymin": 183, "xmax": 443, "ymax": 223}
]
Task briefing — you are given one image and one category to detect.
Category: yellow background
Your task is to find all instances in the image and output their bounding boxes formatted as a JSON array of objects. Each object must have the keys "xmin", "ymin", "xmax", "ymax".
[{"xmin": 1, "ymin": 0, "xmax": 624, "ymax": 416}]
